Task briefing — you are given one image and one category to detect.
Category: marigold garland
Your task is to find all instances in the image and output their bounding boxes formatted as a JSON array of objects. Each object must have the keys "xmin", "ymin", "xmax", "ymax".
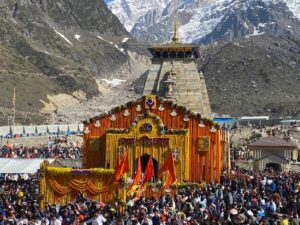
[{"xmin": 46, "ymin": 167, "xmax": 114, "ymax": 176}]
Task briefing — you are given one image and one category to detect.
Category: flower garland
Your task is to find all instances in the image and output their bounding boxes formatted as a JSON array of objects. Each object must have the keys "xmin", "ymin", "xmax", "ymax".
[{"xmin": 46, "ymin": 167, "xmax": 115, "ymax": 176}]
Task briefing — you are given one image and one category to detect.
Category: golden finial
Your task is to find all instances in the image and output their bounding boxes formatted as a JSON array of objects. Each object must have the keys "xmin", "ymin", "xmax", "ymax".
[{"xmin": 172, "ymin": 13, "xmax": 180, "ymax": 44}]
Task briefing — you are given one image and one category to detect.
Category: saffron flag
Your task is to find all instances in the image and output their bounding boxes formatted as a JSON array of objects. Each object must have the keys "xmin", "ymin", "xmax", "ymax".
[
  {"xmin": 141, "ymin": 156, "xmax": 153, "ymax": 186},
  {"xmin": 114, "ymin": 151, "xmax": 130, "ymax": 187},
  {"xmin": 157, "ymin": 151, "xmax": 176, "ymax": 189},
  {"xmin": 131, "ymin": 152, "xmax": 142, "ymax": 188},
  {"xmin": 121, "ymin": 151, "xmax": 130, "ymax": 174},
  {"xmin": 114, "ymin": 153, "xmax": 122, "ymax": 186}
]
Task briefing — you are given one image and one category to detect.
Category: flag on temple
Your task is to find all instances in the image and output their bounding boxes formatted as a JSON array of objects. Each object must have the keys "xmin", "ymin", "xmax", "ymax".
[
  {"xmin": 157, "ymin": 151, "xmax": 176, "ymax": 189},
  {"xmin": 114, "ymin": 153, "xmax": 122, "ymax": 186},
  {"xmin": 131, "ymin": 152, "xmax": 142, "ymax": 188},
  {"xmin": 114, "ymin": 151, "xmax": 129, "ymax": 186},
  {"xmin": 141, "ymin": 156, "xmax": 153, "ymax": 186},
  {"xmin": 121, "ymin": 151, "xmax": 130, "ymax": 174}
]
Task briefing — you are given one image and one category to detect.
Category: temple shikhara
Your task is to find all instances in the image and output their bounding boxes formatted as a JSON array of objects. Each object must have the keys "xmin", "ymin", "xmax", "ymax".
[
  {"xmin": 40, "ymin": 21, "xmax": 229, "ymax": 205},
  {"xmin": 143, "ymin": 18, "xmax": 211, "ymax": 118}
]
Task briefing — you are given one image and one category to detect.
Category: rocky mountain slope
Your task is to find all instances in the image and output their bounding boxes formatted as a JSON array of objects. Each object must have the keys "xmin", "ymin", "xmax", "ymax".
[
  {"xmin": 109, "ymin": 0, "xmax": 300, "ymax": 44},
  {"xmin": 199, "ymin": 35, "xmax": 300, "ymax": 117},
  {"xmin": 0, "ymin": 0, "xmax": 148, "ymax": 125}
]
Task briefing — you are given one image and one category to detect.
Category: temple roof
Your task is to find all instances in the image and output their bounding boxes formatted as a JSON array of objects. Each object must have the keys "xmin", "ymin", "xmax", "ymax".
[
  {"xmin": 248, "ymin": 136, "xmax": 297, "ymax": 149},
  {"xmin": 84, "ymin": 95, "xmax": 216, "ymax": 127},
  {"xmin": 148, "ymin": 43, "xmax": 198, "ymax": 50}
]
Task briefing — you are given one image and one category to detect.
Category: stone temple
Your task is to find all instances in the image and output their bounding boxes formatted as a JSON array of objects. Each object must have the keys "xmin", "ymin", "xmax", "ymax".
[{"xmin": 143, "ymin": 19, "xmax": 211, "ymax": 118}]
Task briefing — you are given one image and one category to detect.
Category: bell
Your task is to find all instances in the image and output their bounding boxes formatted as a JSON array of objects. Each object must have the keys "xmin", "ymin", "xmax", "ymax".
[
  {"xmin": 95, "ymin": 120, "xmax": 100, "ymax": 128},
  {"xmin": 123, "ymin": 109, "xmax": 130, "ymax": 117},
  {"xmin": 183, "ymin": 115, "xmax": 189, "ymax": 122},
  {"xmin": 110, "ymin": 114, "xmax": 116, "ymax": 121},
  {"xmin": 210, "ymin": 126, "xmax": 217, "ymax": 133},
  {"xmin": 136, "ymin": 105, "xmax": 142, "ymax": 112},
  {"xmin": 158, "ymin": 104, "xmax": 165, "ymax": 111},
  {"xmin": 199, "ymin": 121, "xmax": 205, "ymax": 128},
  {"xmin": 170, "ymin": 109, "xmax": 177, "ymax": 117},
  {"xmin": 84, "ymin": 127, "xmax": 90, "ymax": 134}
]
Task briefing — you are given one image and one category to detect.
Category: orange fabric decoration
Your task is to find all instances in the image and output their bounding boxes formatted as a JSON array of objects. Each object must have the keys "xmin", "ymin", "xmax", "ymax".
[{"xmin": 157, "ymin": 151, "xmax": 176, "ymax": 189}]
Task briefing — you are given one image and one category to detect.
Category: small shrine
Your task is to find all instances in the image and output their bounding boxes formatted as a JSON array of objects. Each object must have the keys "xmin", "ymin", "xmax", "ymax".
[{"xmin": 164, "ymin": 66, "xmax": 177, "ymax": 100}]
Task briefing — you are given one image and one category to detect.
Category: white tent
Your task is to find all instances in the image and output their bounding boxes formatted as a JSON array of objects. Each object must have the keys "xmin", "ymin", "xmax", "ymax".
[
  {"xmin": 0, "ymin": 126, "xmax": 10, "ymax": 137},
  {"xmin": 24, "ymin": 126, "xmax": 36, "ymax": 134},
  {"xmin": 12, "ymin": 126, "xmax": 24, "ymax": 135},
  {"xmin": 0, "ymin": 159, "xmax": 55, "ymax": 174},
  {"xmin": 59, "ymin": 125, "xmax": 68, "ymax": 133},
  {"xmin": 78, "ymin": 124, "xmax": 84, "ymax": 132},
  {"xmin": 68, "ymin": 124, "xmax": 79, "ymax": 133},
  {"xmin": 48, "ymin": 125, "xmax": 59, "ymax": 133},
  {"xmin": 36, "ymin": 125, "xmax": 47, "ymax": 134}
]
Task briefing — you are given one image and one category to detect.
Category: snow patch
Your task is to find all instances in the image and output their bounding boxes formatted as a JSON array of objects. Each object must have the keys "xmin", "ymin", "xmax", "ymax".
[
  {"xmin": 75, "ymin": 34, "xmax": 81, "ymax": 40},
  {"xmin": 101, "ymin": 79, "xmax": 126, "ymax": 87},
  {"xmin": 246, "ymin": 26, "xmax": 265, "ymax": 37},
  {"xmin": 122, "ymin": 37, "xmax": 129, "ymax": 43},
  {"xmin": 114, "ymin": 44, "xmax": 126, "ymax": 54},
  {"xmin": 179, "ymin": 0, "xmax": 237, "ymax": 43},
  {"xmin": 54, "ymin": 29, "xmax": 73, "ymax": 46},
  {"xmin": 283, "ymin": 0, "xmax": 300, "ymax": 20},
  {"xmin": 97, "ymin": 36, "xmax": 114, "ymax": 45}
]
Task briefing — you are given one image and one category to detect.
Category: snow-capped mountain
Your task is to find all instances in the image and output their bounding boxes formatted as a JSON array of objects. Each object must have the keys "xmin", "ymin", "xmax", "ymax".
[
  {"xmin": 108, "ymin": 0, "xmax": 300, "ymax": 44},
  {"xmin": 108, "ymin": 0, "xmax": 172, "ymax": 31}
]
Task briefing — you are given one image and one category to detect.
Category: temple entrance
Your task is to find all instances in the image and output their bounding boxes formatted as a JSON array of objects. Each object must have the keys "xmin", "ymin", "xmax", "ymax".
[
  {"xmin": 265, "ymin": 163, "xmax": 281, "ymax": 171},
  {"xmin": 134, "ymin": 154, "xmax": 159, "ymax": 180}
]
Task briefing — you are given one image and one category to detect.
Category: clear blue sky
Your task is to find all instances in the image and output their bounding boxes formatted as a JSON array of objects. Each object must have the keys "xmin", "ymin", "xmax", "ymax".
[{"xmin": 104, "ymin": 0, "xmax": 112, "ymax": 3}]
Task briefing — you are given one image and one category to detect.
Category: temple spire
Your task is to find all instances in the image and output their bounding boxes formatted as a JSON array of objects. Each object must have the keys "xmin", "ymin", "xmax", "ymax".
[{"xmin": 172, "ymin": 13, "xmax": 180, "ymax": 44}]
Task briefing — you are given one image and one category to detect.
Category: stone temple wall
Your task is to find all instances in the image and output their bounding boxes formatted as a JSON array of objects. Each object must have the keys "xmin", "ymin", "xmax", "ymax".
[{"xmin": 143, "ymin": 58, "xmax": 212, "ymax": 119}]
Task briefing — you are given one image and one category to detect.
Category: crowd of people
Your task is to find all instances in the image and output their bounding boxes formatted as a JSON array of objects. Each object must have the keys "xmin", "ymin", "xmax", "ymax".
[
  {"xmin": 1, "ymin": 169, "xmax": 300, "ymax": 225},
  {"xmin": 0, "ymin": 137, "xmax": 81, "ymax": 160}
]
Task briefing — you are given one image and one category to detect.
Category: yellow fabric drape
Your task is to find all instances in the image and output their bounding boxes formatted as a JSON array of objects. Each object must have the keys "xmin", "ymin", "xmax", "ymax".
[{"xmin": 48, "ymin": 176, "xmax": 113, "ymax": 195}]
